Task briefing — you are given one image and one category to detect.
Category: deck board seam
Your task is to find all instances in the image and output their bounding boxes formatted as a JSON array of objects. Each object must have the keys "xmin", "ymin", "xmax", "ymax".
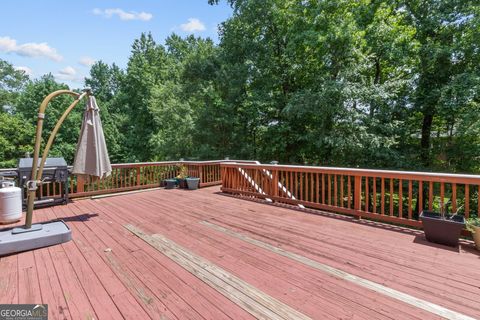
[
  {"xmin": 53, "ymin": 206, "xmax": 128, "ymax": 320},
  {"xmin": 64, "ymin": 202, "xmax": 178, "ymax": 320},
  {"xmin": 107, "ymin": 191, "xmax": 440, "ymax": 319},
  {"xmin": 200, "ymin": 220, "xmax": 476, "ymax": 320},
  {"xmin": 124, "ymin": 224, "xmax": 312, "ymax": 320},
  {"xmin": 136, "ymin": 191, "xmax": 480, "ymax": 303},
  {"xmin": 76, "ymin": 200, "xmax": 230, "ymax": 320}
]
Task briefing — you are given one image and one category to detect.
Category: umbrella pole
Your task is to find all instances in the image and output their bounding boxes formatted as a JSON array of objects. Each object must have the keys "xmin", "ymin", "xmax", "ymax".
[{"xmin": 25, "ymin": 89, "xmax": 91, "ymax": 229}]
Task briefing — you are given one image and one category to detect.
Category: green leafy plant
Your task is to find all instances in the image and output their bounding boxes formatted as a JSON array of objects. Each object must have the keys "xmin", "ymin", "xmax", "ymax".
[
  {"xmin": 466, "ymin": 217, "xmax": 480, "ymax": 233},
  {"xmin": 176, "ymin": 165, "xmax": 189, "ymax": 179}
]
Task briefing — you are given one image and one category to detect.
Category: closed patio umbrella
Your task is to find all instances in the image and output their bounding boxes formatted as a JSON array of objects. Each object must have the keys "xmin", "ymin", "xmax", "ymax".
[
  {"xmin": 0, "ymin": 89, "xmax": 114, "ymax": 256},
  {"xmin": 72, "ymin": 96, "xmax": 112, "ymax": 178}
]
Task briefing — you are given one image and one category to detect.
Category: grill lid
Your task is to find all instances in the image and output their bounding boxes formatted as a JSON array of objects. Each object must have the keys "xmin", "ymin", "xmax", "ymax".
[{"xmin": 18, "ymin": 157, "xmax": 68, "ymax": 170}]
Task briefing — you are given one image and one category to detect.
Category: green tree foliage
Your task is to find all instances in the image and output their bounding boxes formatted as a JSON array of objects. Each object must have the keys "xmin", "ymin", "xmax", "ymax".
[
  {"xmin": 85, "ymin": 61, "xmax": 126, "ymax": 163},
  {"xmin": 0, "ymin": 59, "xmax": 29, "ymax": 111},
  {"xmin": 0, "ymin": 112, "xmax": 34, "ymax": 167},
  {"xmin": 16, "ymin": 74, "xmax": 83, "ymax": 163}
]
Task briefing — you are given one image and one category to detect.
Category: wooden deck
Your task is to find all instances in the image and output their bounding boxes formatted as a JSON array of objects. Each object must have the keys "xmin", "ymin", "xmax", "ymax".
[{"xmin": 1, "ymin": 186, "xmax": 479, "ymax": 319}]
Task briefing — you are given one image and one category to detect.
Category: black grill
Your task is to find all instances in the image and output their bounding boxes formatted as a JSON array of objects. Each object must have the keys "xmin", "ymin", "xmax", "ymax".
[{"xmin": 17, "ymin": 157, "xmax": 69, "ymax": 207}]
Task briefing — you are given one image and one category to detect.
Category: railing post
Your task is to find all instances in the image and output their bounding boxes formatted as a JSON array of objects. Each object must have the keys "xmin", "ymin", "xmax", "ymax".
[
  {"xmin": 354, "ymin": 175, "xmax": 361, "ymax": 212},
  {"xmin": 199, "ymin": 165, "xmax": 203, "ymax": 185},
  {"xmin": 77, "ymin": 174, "xmax": 85, "ymax": 193},
  {"xmin": 136, "ymin": 167, "xmax": 141, "ymax": 186},
  {"xmin": 272, "ymin": 169, "xmax": 279, "ymax": 198}
]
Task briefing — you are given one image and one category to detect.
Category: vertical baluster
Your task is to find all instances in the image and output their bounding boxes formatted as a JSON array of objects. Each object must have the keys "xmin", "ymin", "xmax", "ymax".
[
  {"xmin": 340, "ymin": 175, "xmax": 344, "ymax": 208},
  {"xmin": 408, "ymin": 180, "xmax": 413, "ymax": 219},
  {"xmin": 372, "ymin": 177, "xmax": 376, "ymax": 213},
  {"xmin": 398, "ymin": 179, "xmax": 403, "ymax": 218},
  {"xmin": 389, "ymin": 178, "xmax": 394, "ymax": 216},
  {"xmin": 300, "ymin": 172, "xmax": 304, "ymax": 200},
  {"xmin": 440, "ymin": 182, "xmax": 445, "ymax": 211},
  {"xmin": 294, "ymin": 171, "xmax": 298, "ymax": 198},
  {"xmin": 465, "ymin": 184, "xmax": 470, "ymax": 219},
  {"xmin": 328, "ymin": 174, "xmax": 331, "ymax": 206},
  {"xmin": 354, "ymin": 176, "xmax": 361, "ymax": 211},
  {"xmin": 309, "ymin": 172, "xmax": 315, "ymax": 202},
  {"xmin": 365, "ymin": 177, "xmax": 369, "ymax": 212},
  {"xmin": 322, "ymin": 174, "xmax": 325, "ymax": 204},
  {"xmin": 418, "ymin": 181, "xmax": 423, "ymax": 214},
  {"xmin": 316, "ymin": 173, "xmax": 319, "ymax": 203},
  {"xmin": 381, "ymin": 177, "xmax": 385, "ymax": 215},
  {"xmin": 451, "ymin": 183, "xmax": 457, "ymax": 212},
  {"xmin": 347, "ymin": 176, "xmax": 351, "ymax": 209},
  {"xmin": 334, "ymin": 174, "xmax": 338, "ymax": 206},
  {"xmin": 284, "ymin": 171, "xmax": 292, "ymax": 198},
  {"xmin": 429, "ymin": 181, "xmax": 433, "ymax": 211}
]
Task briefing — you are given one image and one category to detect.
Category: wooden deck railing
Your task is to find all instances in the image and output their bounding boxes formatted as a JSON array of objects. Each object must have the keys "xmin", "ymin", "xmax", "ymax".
[
  {"xmin": 5, "ymin": 159, "xmax": 478, "ymax": 229},
  {"xmin": 69, "ymin": 160, "xmax": 260, "ymax": 198},
  {"xmin": 0, "ymin": 160, "xmax": 257, "ymax": 199},
  {"xmin": 221, "ymin": 163, "xmax": 480, "ymax": 227}
]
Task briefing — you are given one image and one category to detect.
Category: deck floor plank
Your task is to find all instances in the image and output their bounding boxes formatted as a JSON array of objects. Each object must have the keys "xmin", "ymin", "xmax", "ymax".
[
  {"xmin": 52, "ymin": 204, "xmax": 152, "ymax": 320},
  {"xmin": 34, "ymin": 248, "xmax": 71, "ymax": 320},
  {"xmin": 0, "ymin": 254, "xmax": 17, "ymax": 304},
  {"xmin": 105, "ymin": 193, "xmax": 435, "ymax": 320},
  {"xmin": 17, "ymin": 250, "xmax": 42, "ymax": 305},
  {"xmin": 40, "ymin": 207, "xmax": 98, "ymax": 320},
  {"xmin": 1, "ymin": 186, "xmax": 479, "ymax": 320},
  {"xmin": 78, "ymin": 196, "xmax": 255, "ymax": 320},
  {"xmin": 134, "ymin": 188, "xmax": 480, "ymax": 317}
]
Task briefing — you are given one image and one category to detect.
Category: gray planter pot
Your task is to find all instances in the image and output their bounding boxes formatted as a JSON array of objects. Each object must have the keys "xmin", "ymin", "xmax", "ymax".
[
  {"xmin": 164, "ymin": 179, "xmax": 177, "ymax": 189},
  {"xmin": 186, "ymin": 177, "xmax": 200, "ymax": 190},
  {"xmin": 420, "ymin": 210, "xmax": 465, "ymax": 247}
]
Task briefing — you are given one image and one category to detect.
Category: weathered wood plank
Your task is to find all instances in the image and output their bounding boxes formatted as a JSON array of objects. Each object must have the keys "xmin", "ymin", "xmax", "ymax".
[
  {"xmin": 125, "ymin": 224, "xmax": 311, "ymax": 320},
  {"xmin": 200, "ymin": 221, "xmax": 475, "ymax": 320}
]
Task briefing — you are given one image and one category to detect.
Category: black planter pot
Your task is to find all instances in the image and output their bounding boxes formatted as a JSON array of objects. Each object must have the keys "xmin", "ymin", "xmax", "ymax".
[
  {"xmin": 176, "ymin": 178, "xmax": 188, "ymax": 189},
  {"xmin": 186, "ymin": 177, "xmax": 200, "ymax": 190},
  {"xmin": 420, "ymin": 211, "xmax": 465, "ymax": 247},
  {"xmin": 164, "ymin": 179, "xmax": 177, "ymax": 189}
]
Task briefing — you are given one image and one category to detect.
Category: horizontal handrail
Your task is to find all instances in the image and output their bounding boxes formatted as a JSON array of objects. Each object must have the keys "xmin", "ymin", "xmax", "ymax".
[{"xmin": 221, "ymin": 163, "xmax": 480, "ymax": 184}]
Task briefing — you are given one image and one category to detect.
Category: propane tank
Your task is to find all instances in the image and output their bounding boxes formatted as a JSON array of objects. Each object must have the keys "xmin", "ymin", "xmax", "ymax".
[{"xmin": 0, "ymin": 180, "xmax": 22, "ymax": 224}]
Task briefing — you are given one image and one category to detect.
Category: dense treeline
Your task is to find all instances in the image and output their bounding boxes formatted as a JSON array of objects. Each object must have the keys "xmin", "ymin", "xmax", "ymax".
[{"xmin": 1, "ymin": 0, "xmax": 479, "ymax": 173}]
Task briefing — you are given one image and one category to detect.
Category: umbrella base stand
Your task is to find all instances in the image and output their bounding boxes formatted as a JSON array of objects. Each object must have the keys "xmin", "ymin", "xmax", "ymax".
[{"xmin": 0, "ymin": 220, "xmax": 71, "ymax": 256}]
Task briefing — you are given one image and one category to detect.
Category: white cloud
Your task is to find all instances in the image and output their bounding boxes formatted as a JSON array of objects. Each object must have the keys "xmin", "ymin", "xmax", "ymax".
[
  {"xmin": 13, "ymin": 66, "xmax": 33, "ymax": 76},
  {"xmin": 0, "ymin": 36, "xmax": 62, "ymax": 61},
  {"xmin": 93, "ymin": 8, "xmax": 152, "ymax": 21},
  {"xmin": 58, "ymin": 66, "xmax": 76, "ymax": 76},
  {"xmin": 79, "ymin": 56, "xmax": 96, "ymax": 67},
  {"xmin": 55, "ymin": 66, "xmax": 83, "ymax": 83},
  {"xmin": 180, "ymin": 18, "xmax": 206, "ymax": 32},
  {"xmin": 0, "ymin": 37, "xmax": 16, "ymax": 51}
]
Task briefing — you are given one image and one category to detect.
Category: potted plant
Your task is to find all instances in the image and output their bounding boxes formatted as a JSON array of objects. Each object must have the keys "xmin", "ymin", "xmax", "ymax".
[
  {"xmin": 164, "ymin": 179, "xmax": 177, "ymax": 189},
  {"xmin": 466, "ymin": 217, "xmax": 480, "ymax": 249},
  {"xmin": 186, "ymin": 177, "xmax": 200, "ymax": 190},
  {"xmin": 176, "ymin": 165, "xmax": 189, "ymax": 188},
  {"xmin": 420, "ymin": 202, "xmax": 465, "ymax": 247}
]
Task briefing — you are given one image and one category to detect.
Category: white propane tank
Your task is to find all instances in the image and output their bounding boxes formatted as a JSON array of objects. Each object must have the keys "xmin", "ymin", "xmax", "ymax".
[{"xmin": 0, "ymin": 180, "xmax": 22, "ymax": 223}]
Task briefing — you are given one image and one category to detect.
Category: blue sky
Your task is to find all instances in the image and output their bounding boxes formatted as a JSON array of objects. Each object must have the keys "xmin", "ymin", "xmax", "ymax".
[{"xmin": 0, "ymin": 0, "xmax": 232, "ymax": 88}]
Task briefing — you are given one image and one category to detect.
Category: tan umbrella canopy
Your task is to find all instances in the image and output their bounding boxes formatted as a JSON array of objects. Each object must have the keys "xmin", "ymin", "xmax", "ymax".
[{"xmin": 72, "ymin": 96, "xmax": 112, "ymax": 178}]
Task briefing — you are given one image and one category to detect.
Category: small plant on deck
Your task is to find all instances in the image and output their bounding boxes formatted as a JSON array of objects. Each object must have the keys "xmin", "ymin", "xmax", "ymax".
[
  {"xmin": 466, "ymin": 217, "xmax": 480, "ymax": 249},
  {"xmin": 176, "ymin": 165, "xmax": 189, "ymax": 188}
]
